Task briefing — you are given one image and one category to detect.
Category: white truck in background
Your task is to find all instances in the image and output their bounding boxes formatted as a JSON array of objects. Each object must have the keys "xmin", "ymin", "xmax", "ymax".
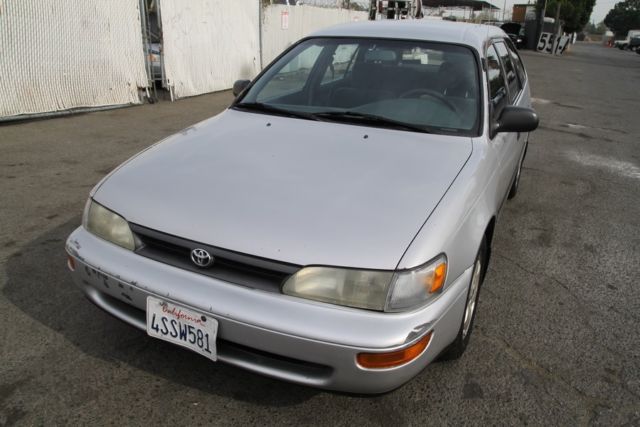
[{"xmin": 614, "ymin": 29, "xmax": 640, "ymax": 49}]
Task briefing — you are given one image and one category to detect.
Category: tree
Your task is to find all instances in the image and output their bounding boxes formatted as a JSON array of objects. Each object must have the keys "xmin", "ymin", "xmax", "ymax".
[
  {"xmin": 604, "ymin": 0, "xmax": 640, "ymax": 37},
  {"xmin": 584, "ymin": 21, "xmax": 607, "ymax": 34},
  {"xmin": 544, "ymin": 0, "xmax": 596, "ymax": 33},
  {"xmin": 596, "ymin": 21, "xmax": 608, "ymax": 33}
]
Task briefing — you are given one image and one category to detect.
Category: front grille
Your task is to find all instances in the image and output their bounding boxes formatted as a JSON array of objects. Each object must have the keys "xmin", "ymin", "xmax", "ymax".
[{"xmin": 130, "ymin": 223, "xmax": 300, "ymax": 293}]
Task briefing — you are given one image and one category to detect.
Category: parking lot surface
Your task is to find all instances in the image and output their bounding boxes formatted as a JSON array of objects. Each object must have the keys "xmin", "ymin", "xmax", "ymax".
[{"xmin": 1, "ymin": 43, "xmax": 639, "ymax": 426}]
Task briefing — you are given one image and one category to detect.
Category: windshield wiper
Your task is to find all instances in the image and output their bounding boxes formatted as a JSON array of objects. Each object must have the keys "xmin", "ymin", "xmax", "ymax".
[
  {"xmin": 233, "ymin": 102, "xmax": 319, "ymax": 121},
  {"xmin": 234, "ymin": 105, "xmax": 434, "ymax": 133},
  {"xmin": 311, "ymin": 111, "xmax": 431, "ymax": 133}
]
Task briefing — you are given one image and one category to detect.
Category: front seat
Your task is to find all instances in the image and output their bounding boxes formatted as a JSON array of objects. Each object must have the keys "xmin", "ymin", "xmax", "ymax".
[
  {"xmin": 437, "ymin": 58, "xmax": 476, "ymax": 99},
  {"xmin": 330, "ymin": 62, "xmax": 394, "ymax": 108}
]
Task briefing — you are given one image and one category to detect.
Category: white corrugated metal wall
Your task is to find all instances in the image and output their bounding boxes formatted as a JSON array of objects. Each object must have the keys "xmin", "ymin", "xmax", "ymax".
[
  {"xmin": 0, "ymin": 1, "xmax": 370, "ymax": 116},
  {"xmin": 0, "ymin": 0, "xmax": 148, "ymax": 119},
  {"xmin": 159, "ymin": 0, "xmax": 261, "ymax": 100},
  {"xmin": 261, "ymin": 5, "xmax": 368, "ymax": 66}
]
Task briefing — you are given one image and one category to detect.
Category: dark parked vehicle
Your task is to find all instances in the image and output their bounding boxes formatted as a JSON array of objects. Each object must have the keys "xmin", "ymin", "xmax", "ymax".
[{"xmin": 501, "ymin": 23, "xmax": 526, "ymax": 49}]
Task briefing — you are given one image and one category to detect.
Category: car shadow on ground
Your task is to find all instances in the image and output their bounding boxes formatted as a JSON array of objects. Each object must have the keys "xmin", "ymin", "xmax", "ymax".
[{"xmin": 3, "ymin": 217, "xmax": 320, "ymax": 406}]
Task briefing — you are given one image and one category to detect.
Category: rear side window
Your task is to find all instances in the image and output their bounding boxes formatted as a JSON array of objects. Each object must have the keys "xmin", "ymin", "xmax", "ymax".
[
  {"xmin": 505, "ymin": 39, "xmax": 526, "ymax": 86},
  {"xmin": 494, "ymin": 41, "xmax": 521, "ymax": 101},
  {"xmin": 486, "ymin": 45, "xmax": 508, "ymax": 115}
]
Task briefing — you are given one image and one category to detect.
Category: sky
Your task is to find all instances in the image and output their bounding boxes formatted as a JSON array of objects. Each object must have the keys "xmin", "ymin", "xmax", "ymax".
[{"xmin": 589, "ymin": 0, "xmax": 620, "ymax": 23}]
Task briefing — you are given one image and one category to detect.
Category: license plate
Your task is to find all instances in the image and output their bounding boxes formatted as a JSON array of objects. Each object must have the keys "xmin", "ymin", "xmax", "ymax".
[{"xmin": 146, "ymin": 296, "xmax": 218, "ymax": 361}]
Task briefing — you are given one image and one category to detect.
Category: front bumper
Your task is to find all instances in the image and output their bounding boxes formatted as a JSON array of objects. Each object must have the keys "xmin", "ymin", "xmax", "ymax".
[{"xmin": 66, "ymin": 226, "xmax": 472, "ymax": 393}]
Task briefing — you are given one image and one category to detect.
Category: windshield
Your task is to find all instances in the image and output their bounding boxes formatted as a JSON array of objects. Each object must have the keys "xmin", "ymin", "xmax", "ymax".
[{"xmin": 235, "ymin": 38, "xmax": 480, "ymax": 135}]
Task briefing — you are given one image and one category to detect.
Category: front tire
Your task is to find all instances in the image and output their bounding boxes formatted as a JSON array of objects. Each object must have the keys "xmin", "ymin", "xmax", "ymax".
[{"xmin": 439, "ymin": 238, "xmax": 488, "ymax": 361}]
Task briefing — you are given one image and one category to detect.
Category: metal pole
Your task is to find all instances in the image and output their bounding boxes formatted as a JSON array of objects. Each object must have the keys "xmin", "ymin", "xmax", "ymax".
[
  {"xmin": 535, "ymin": 0, "xmax": 546, "ymax": 49},
  {"xmin": 138, "ymin": 0, "xmax": 155, "ymax": 101},
  {"xmin": 156, "ymin": 0, "xmax": 167, "ymax": 96},
  {"xmin": 553, "ymin": 1, "xmax": 561, "ymax": 34},
  {"xmin": 552, "ymin": 0, "xmax": 561, "ymax": 54},
  {"xmin": 414, "ymin": 0, "xmax": 422, "ymax": 18},
  {"xmin": 369, "ymin": 0, "xmax": 376, "ymax": 20},
  {"xmin": 502, "ymin": 0, "xmax": 506, "ymax": 21},
  {"xmin": 258, "ymin": 0, "xmax": 263, "ymax": 70}
]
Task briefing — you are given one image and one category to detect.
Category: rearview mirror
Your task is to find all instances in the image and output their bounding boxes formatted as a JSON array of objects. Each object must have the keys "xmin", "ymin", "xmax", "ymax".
[
  {"xmin": 233, "ymin": 80, "xmax": 250, "ymax": 97},
  {"xmin": 492, "ymin": 106, "xmax": 539, "ymax": 138}
]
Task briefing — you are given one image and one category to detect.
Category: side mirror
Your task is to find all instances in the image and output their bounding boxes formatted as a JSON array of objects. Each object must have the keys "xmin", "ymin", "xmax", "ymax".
[
  {"xmin": 233, "ymin": 79, "xmax": 250, "ymax": 97},
  {"xmin": 491, "ymin": 106, "xmax": 539, "ymax": 138}
]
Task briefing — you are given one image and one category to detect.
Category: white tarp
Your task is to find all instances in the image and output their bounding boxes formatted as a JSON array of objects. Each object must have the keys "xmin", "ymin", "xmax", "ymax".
[
  {"xmin": 160, "ymin": 0, "xmax": 261, "ymax": 99},
  {"xmin": 261, "ymin": 5, "xmax": 368, "ymax": 66},
  {"xmin": 0, "ymin": 0, "xmax": 148, "ymax": 119}
]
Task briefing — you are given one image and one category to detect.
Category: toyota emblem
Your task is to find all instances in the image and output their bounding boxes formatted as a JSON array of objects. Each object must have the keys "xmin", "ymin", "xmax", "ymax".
[{"xmin": 191, "ymin": 248, "xmax": 214, "ymax": 268}]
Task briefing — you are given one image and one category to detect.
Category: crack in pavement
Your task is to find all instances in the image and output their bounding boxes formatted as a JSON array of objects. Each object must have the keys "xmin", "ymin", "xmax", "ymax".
[
  {"xmin": 490, "ymin": 253, "xmax": 640, "ymax": 401},
  {"xmin": 538, "ymin": 125, "xmax": 619, "ymax": 144},
  {"xmin": 474, "ymin": 331, "xmax": 601, "ymax": 426},
  {"xmin": 494, "ymin": 252, "xmax": 639, "ymax": 326}
]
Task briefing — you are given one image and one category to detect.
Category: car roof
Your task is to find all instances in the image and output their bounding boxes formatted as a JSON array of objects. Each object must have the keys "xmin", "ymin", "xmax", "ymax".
[{"xmin": 310, "ymin": 20, "xmax": 506, "ymax": 53}]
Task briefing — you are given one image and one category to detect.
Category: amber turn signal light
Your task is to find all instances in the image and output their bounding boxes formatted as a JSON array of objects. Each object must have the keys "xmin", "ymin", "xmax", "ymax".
[
  {"xmin": 357, "ymin": 332, "xmax": 432, "ymax": 369},
  {"xmin": 429, "ymin": 262, "xmax": 447, "ymax": 293},
  {"xmin": 67, "ymin": 255, "xmax": 76, "ymax": 271}
]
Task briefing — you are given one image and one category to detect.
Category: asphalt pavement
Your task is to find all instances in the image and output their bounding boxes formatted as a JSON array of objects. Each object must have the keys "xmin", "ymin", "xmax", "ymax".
[{"xmin": 0, "ymin": 43, "xmax": 639, "ymax": 426}]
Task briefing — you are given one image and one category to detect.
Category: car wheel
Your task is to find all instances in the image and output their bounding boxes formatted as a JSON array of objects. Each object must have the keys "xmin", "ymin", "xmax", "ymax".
[
  {"xmin": 507, "ymin": 142, "xmax": 527, "ymax": 200},
  {"xmin": 438, "ymin": 238, "xmax": 487, "ymax": 361}
]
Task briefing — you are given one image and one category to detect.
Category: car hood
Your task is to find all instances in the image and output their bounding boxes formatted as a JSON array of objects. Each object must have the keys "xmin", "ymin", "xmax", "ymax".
[{"xmin": 94, "ymin": 109, "xmax": 472, "ymax": 269}]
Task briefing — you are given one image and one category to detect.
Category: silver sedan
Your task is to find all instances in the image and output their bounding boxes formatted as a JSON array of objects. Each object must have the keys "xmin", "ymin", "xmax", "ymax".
[{"xmin": 66, "ymin": 20, "xmax": 538, "ymax": 393}]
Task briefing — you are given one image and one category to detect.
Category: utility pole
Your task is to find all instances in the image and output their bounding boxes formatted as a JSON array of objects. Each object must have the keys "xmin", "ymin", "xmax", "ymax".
[
  {"xmin": 552, "ymin": 0, "xmax": 562, "ymax": 54},
  {"xmin": 534, "ymin": 0, "xmax": 546, "ymax": 49}
]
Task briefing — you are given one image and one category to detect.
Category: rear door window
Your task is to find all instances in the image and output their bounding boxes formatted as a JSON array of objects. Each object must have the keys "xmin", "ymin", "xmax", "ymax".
[
  {"xmin": 486, "ymin": 44, "xmax": 508, "ymax": 117},
  {"xmin": 494, "ymin": 41, "xmax": 521, "ymax": 102},
  {"xmin": 505, "ymin": 39, "xmax": 527, "ymax": 86}
]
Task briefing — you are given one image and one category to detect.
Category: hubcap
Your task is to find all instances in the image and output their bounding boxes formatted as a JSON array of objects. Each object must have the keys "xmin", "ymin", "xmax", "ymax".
[{"xmin": 462, "ymin": 259, "xmax": 482, "ymax": 339}]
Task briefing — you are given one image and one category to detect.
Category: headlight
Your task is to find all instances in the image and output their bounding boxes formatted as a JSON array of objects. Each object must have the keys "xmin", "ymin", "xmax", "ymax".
[
  {"xmin": 282, "ymin": 255, "xmax": 447, "ymax": 312},
  {"xmin": 83, "ymin": 200, "xmax": 135, "ymax": 250},
  {"xmin": 282, "ymin": 267, "xmax": 393, "ymax": 310}
]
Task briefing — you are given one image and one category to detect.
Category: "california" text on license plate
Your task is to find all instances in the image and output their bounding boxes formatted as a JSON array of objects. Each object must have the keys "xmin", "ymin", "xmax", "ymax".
[{"xmin": 146, "ymin": 296, "xmax": 218, "ymax": 361}]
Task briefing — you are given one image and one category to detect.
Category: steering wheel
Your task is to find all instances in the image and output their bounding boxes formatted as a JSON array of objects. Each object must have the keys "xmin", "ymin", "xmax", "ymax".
[{"xmin": 399, "ymin": 88, "xmax": 459, "ymax": 114}]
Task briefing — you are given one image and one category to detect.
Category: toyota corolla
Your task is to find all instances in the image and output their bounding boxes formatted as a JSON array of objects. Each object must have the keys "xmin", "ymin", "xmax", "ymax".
[{"xmin": 66, "ymin": 20, "xmax": 538, "ymax": 393}]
